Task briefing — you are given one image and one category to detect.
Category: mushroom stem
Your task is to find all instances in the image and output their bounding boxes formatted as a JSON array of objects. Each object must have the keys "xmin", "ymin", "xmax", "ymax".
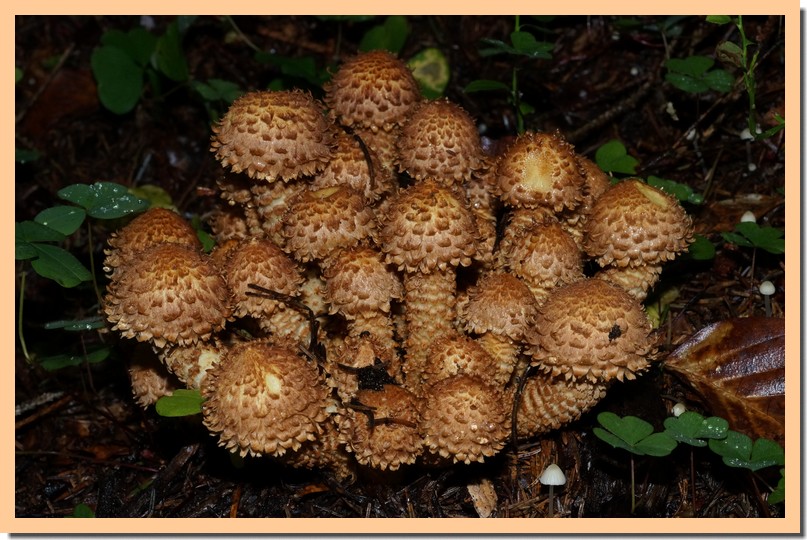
[
  {"xmin": 402, "ymin": 271, "xmax": 457, "ymax": 388},
  {"xmin": 547, "ymin": 485, "xmax": 555, "ymax": 518}
]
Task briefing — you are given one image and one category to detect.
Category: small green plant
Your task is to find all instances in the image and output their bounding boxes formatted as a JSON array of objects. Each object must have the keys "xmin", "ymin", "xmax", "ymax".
[
  {"xmin": 65, "ymin": 503, "xmax": 95, "ymax": 518},
  {"xmin": 16, "ymin": 182, "xmax": 149, "ymax": 364},
  {"xmin": 721, "ymin": 221, "xmax": 785, "ymax": 255},
  {"xmin": 91, "ymin": 17, "xmax": 195, "ymax": 114},
  {"xmin": 358, "ymin": 15, "xmax": 409, "ymax": 54},
  {"xmin": 594, "ymin": 410, "xmax": 785, "ymax": 512},
  {"xmin": 465, "ymin": 16, "xmax": 554, "ymax": 134},
  {"xmin": 155, "ymin": 389, "xmax": 205, "ymax": 417},
  {"xmin": 665, "ymin": 55, "xmax": 734, "ymax": 95},
  {"xmin": 707, "ymin": 15, "xmax": 785, "ymax": 141},
  {"xmin": 594, "ymin": 140, "xmax": 638, "ymax": 175}
]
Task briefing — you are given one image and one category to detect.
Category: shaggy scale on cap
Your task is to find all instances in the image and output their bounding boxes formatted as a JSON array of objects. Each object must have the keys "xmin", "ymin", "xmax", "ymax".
[
  {"xmin": 211, "ymin": 89, "xmax": 333, "ymax": 182},
  {"xmin": 202, "ymin": 341, "xmax": 330, "ymax": 458}
]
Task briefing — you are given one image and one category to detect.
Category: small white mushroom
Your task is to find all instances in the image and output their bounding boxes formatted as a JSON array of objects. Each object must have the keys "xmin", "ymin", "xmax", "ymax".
[
  {"xmin": 672, "ymin": 402, "xmax": 687, "ymax": 417},
  {"xmin": 539, "ymin": 463, "xmax": 567, "ymax": 517},
  {"xmin": 740, "ymin": 211, "xmax": 757, "ymax": 223},
  {"xmin": 759, "ymin": 280, "xmax": 776, "ymax": 317}
]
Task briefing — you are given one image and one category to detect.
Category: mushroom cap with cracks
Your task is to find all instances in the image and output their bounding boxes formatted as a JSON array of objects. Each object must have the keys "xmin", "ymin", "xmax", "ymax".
[
  {"xmin": 201, "ymin": 341, "xmax": 330, "ymax": 458},
  {"xmin": 211, "ymin": 89, "xmax": 334, "ymax": 182},
  {"xmin": 527, "ymin": 278, "xmax": 653, "ymax": 383}
]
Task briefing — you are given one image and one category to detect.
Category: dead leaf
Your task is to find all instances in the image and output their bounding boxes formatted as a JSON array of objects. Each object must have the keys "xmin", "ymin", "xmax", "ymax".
[
  {"xmin": 664, "ymin": 317, "xmax": 784, "ymax": 444},
  {"xmin": 695, "ymin": 194, "xmax": 783, "ymax": 234},
  {"xmin": 467, "ymin": 477, "xmax": 497, "ymax": 518}
]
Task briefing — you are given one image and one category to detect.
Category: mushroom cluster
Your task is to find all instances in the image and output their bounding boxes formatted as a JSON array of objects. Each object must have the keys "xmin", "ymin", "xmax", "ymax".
[{"xmin": 103, "ymin": 49, "xmax": 693, "ymax": 479}]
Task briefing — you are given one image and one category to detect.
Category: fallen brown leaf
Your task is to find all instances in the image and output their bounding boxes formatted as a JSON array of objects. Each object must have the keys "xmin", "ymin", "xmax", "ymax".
[{"xmin": 664, "ymin": 317, "xmax": 784, "ymax": 443}]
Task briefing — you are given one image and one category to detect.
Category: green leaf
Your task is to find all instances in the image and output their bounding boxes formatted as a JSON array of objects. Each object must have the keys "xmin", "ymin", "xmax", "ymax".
[
  {"xmin": 509, "ymin": 31, "xmax": 553, "ymax": 59},
  {"xmin": 478, "ymin": 38, "xmax": 517, "ymax": 57},
  {"xmin": 258, "ymin": 54, "xmax": 330, "ymax": 87},
  {"xmin": 595, "ymin": 140, "xmax": 638, "ymax": 175},
  {"xmin": 706, "ymin": 15, "xmax": 733, "ymax": 25},
  {"xmin": 34, "ymin": 206, "xmax": 87, "ymax": 236},
  {"xmin": 359, "ymin": 15, "xmax": 409, "ymax": 54},
  {"xmin": 101, "ymin": 27, "xmax": 157, "ymax": 68},
  {"xmin": 593, "ymin": 426, "xmax": 639, "ymax": 454},
  {"xmin": 57, "ymin": 182, "xmax": 150, "ymax": 219},
  {"xmin": 709, "ymin": 430, "xmax": 753, "ymax": 468},
  {"xmin": 66, "ymin": 503, "xmax": 96, "ymax": 518},
  {"xmin": 751, "ymin": 438, "xmax": 785, "ymax": 468},
  {"xmin": 28, "ymin": 244, "xmax": 93, "ymax": 287},
  {"xmin": 15, "ymin": 66, "xmax": 23, "ymax": 84},
  {"xmin": 154, "ymin": 21, "xmax": 189, "ymax": 82},
  {"xmin": 407, "ymin": 47, "xmax": 450, "ymax": 100},
  {"xmin": 703, "ymin": 69, "xmax": 735, "ymax": 93},
  {"xmin": 635, "ymin": 432, "xmax": 678, "ymax": 456},
  {"xmin": 91, "ymin": 45, "xmax": 144, "ymax": 114},
  {"xmin": 464, "ymin": 79, "xmax": 511, "ymax": 93},
  {"xmin": 664, "ymin": 411, "xmax": 728, "ymax": 446},
  {"xmin": 192, "ymin": 78, "xmax": 243, "ymax": 104},
  {"xmin": 716, "ymin": 41, "xmax": 744, "ymax": 69},
  {"xmin": 647, "ymin": 176, "xmax": 703, "ymax": 204},
  {"xmin": 687, "ymin": 234, "xmax": 715, "ymax": 260},
  {"xmin": 128, "ymin": 183, "xmax": 175, "ymax": 210},
  {"xmin": 15, "ymin": 147, "xmax": 41, "ymax": 163},
  {"xmin": 39, "ymin": 346, "xmax": 110, "ymax": 371},
  {"xmin": 16, "ymin": 220, "xmax": 66, "ymax": 245},
  {"xmin": 767, "ymin": 469, "xmax": 785, "ymax": 504},
  {"xmin": 721, "ymin": 222, "xmax": 784, "ymax": 254},
  {"xmin": 667, "ymin": 56, "xmax": 714, "ymax": 77},
  {"xmin": 597, "ymin": 412, "xmax": 654, "ymax": 446},
  {"xmin": 196, "ymin": 228, "xmax": 215, "ymax": 253},
  {"xmin": 665, "ymin": 72, "xmax": 709, "ymax": 94},
  {"xmin": 155, "ymin": 389, "xmax": 204, "ymax": 417},
  {"xmin": 44, "ymin": 316, "xmax": 107, "ymax": 331}
]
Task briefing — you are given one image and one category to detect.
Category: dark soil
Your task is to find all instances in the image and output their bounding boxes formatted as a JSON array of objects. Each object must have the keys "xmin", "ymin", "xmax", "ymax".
[{"xmin": 15, "ymin": 15, "xmax": 786, "ymax": 520}]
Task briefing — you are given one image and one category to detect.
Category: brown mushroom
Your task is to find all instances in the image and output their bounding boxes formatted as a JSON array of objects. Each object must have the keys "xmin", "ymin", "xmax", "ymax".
[
  {"xmin": 128, "ymin": 345, "xmax": 181, "ymax": 408},
  {"xmin": 583, "ymin": 178, "xmax": 693, "ymax": 301},
  {"xmin": 202, "ymin": 340, "xmax": 330, "ymax": 458},
  {"xmin": 281, "ymin": 186, "xmax": 377, "ymax": 265},
  {"xmin": 103, "ymin": 207, "xmax": 202, "ymax": 275},
  {"xmin": 103, "ymin": 243, "xmax": 233, "ymax": 349},
  {"xmin": 495, "ymin": 217, "xmax": 584, "ymax": 303},
  {"xmin": 496, "ymin": 131, "xmax": 585, "ymax": 214},
  {"xmin": 527, "ymin": 278, "xmax": 654, "ymax": 383},
  {"xmin": 338, "ymin": 384, "xmax": 423, "ymax": 471},
  {"xmin": 322, "ymin": 244, "xmax": 403, "ymax": 350},
  {"xmin": 515, "ymin": 371, "xmax": 608, "ymax": 439},
  {"xmin": 422, "ymin": 331, "xmax": 502, "ymax": 386},
  {"xmin": 460, "ymin": 272, "xmax": 539, "ymax": 385},
  {"xmin": 378, "ymin": 179, "xmax": 479, "ymax": 388},
  {"xmin": 211, "ymin": 89, "xmax": 333, "ymax": 182},
  {"xmin": 420, "ymin": 374, "xmax": 511, "ymax": 465},
  {"xmin": 397, "ymin": 98, "xmax": 485, "ymax": 185},
  {"xmin": 158, "ymin": 337, "xmax": 227, "ymax": 391},
  {"xmin": 324, "ymin": 49, "xmax": 421, "ymax": 133}
]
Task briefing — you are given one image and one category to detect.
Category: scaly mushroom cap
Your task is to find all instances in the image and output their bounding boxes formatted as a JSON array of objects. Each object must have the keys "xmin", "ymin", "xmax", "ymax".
[
  {"xmin": 104, "ymin": 243, "xmax": 233, "ymax": 348},
  {"xmin": 528, "ymin": 278, "xmax": 653, "ymax": 383},
  {"xmin": 202, "ymin": 341, "xmax": 330, "ymax": 458},
  {"xmin": 596, "ymin": 263, "xmax": 664, "ymax": 303},
  {"xmin": 379, "ymin": 179, "xmax": 479, "ymax": 273},
  {"xmin": 128, "ymin": 347, "xmax": 181, "ymax": 408},
  {"xmin": 338, "ymin": 384, "xmax": 423, "ymax": 470},
  {"xmin": 497, "ymin": 219, "xmax": 584, "ymax": 301},
  {"xmin": 516, "ymin": 372, "xmax": 608, "ymax": 439},
  {"xmin": 326, "ymin": 333, "xmax": 402, "ymax": 403},
  {"xmin": 324, "ymin": 50, "xmax": 422, "ymax": 132},
  {"xmin": 461, "ymin": 272, "xmax": 538, "ymax": 342},
  {"xmin": 281, "ymin": 186, "xmax": 377, "ymax": 263},
  {"xmin": 397, "ymin": 99, "xmax": 484, "ymax": 184},
  {"xmin": 250, "ymin": 179, "xmax": 307, "ymax": 246},
  {"xmin": 309, "ymin": 129, "xmax": 395, "ymax": 202},
  {"xmin": 323, "ymin": 244, "xmax": 403, "ymax": 318},
  {"xmin": 158, "ymin": 338, "xmax": 227, "ymax": 391},
  {"xmin": 421, "ymin": 374, "xmax": 511, "ymax": 464},
  {"xmin": 422, "ymin": 332, "xmax": 501, "ymax": 385},
  {"xmin": 104, "ymin": 207, "xmax": 202, "ymax": 274},
  {"xmin": 497, "ymin": 131, "xmax": 584, "ymax": 212},
  {"xmin": 583, "ymin": 178, "xmax": 694, "ymax": 268},
  {"xmin": 210, "ymin": 89, "xmax": 333, "ymax": 182},
  {"xmin": 221, "ymin": 238, "xmax": 304, "ymax": 319},
  {"xmin": 207, "ymin": 206, "xmax": 250, "ymax": 244}
]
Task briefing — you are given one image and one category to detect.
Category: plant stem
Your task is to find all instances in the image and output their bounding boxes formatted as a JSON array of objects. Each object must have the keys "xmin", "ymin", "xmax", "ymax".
[
  {"xmin": 86, "ymin": 222, "xmax": 104, "ymax": 311},
  {"xmin": 17, "ymin": 270, "xmax": 31, "ymax": 362},
  {"xmin": 511, "ymin": 15, "xmax": 525, "ymax": 134},
  {"xmin": 224, "ymin": 16, "xmax": 262, "ymax": 53}
]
